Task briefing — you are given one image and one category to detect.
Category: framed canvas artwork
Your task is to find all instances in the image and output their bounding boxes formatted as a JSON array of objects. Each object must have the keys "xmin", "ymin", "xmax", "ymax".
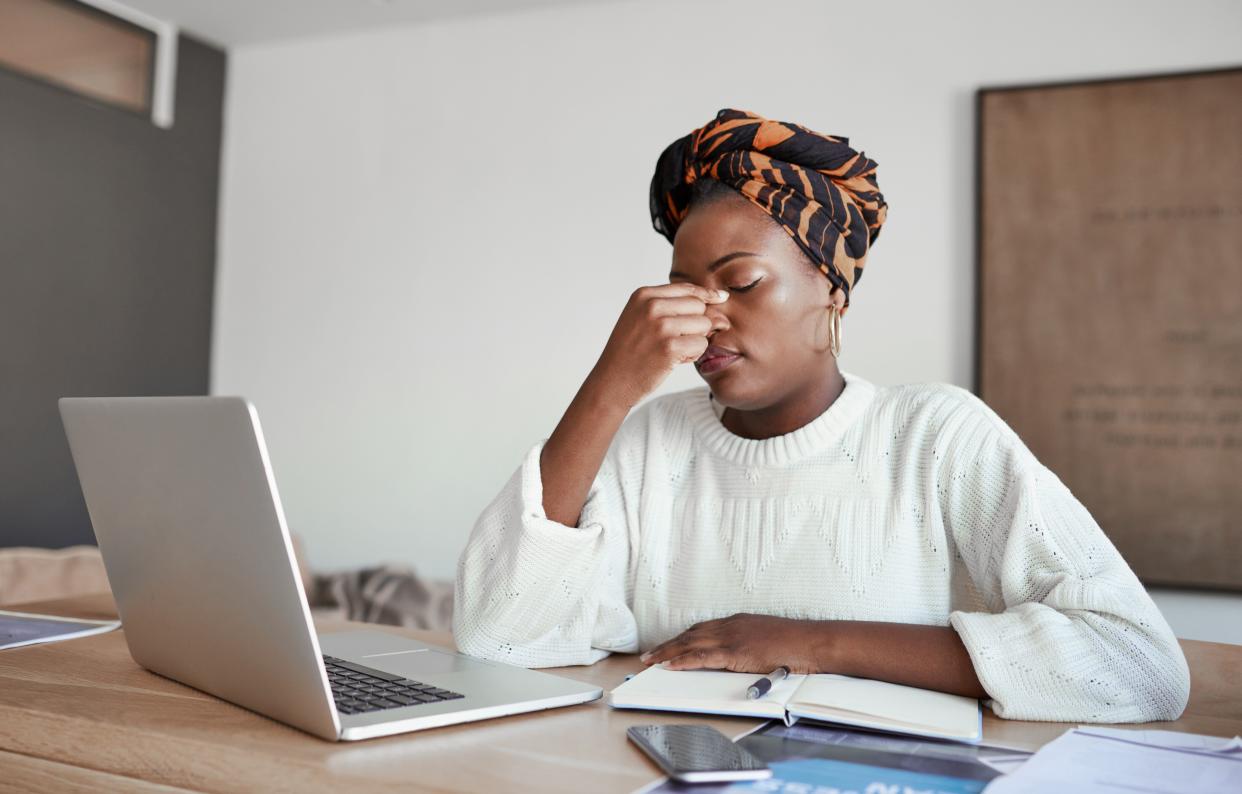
[{"xmin": 976, "ymin": 67, "xmax": 1242, "ymax": 590}]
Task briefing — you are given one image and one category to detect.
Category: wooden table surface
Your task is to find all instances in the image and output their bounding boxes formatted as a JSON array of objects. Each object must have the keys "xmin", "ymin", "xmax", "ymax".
[{"xmin": 1, "ymin": 593, "xmax": 1239, "ymax": 793}]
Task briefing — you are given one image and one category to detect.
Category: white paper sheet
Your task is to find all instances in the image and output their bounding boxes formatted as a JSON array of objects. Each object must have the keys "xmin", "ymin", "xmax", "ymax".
[
  {"xmin": 0, "ymin": 609, "xmax": 120, "ymax": 651},
  {"xmin": 984, "ymin": 727, "xmax": 1242, "ymax": 793}
]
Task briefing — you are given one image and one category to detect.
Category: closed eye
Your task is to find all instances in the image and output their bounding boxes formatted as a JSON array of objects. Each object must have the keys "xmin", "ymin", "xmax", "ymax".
[{"xmin": 729, "ymin": 278, "xmax": 762, "ymax": 293}]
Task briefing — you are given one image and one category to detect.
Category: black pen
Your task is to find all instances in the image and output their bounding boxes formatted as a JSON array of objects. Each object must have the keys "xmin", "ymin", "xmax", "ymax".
[{"xmin": 745, "ymin": 666, "xmax": 790, "ymax": 700}]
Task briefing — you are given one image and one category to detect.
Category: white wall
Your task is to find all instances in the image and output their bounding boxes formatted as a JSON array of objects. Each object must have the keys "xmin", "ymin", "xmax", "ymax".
[{"xmin": 212, "ymin": 0, "xmax": 1242, "ymax": 639}]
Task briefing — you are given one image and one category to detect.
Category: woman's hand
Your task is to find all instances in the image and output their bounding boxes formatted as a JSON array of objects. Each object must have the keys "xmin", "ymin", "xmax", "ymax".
[
  {"xmin": 537, "ymin": 282, "xmax": 728, "ymax": 528},
  {"xmin": 639, "ymin": 613, "xmax": 834, "ymax": 674},
  {"xmin": 588, "ymin": 283, "xmax": 730, "ymax": 410},
  {"xmin": 640, "ymin": 617, "xmax": 991, "ymax": 700}
]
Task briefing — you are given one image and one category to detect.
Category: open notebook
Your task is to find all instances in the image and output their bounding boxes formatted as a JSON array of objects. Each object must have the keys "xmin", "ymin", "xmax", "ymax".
[{"xmin": 610, "ymin": 666, "xmax": 982, "ymax": 744}]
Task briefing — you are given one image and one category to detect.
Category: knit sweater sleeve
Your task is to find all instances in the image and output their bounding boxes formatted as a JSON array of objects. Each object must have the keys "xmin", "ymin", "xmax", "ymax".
[
  {"xmin": 452, "ymin": 420, "xmax": 642, "ymax": 668},
  {"xmin": 933, "ymin": 387, "xmax": 1190, "ymax": 723}
]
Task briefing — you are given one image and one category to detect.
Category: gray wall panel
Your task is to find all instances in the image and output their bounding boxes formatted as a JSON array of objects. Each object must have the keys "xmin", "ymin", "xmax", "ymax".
[{"xmin": 0, "ymin": 35, "xmax": 225, "ymax": 548}]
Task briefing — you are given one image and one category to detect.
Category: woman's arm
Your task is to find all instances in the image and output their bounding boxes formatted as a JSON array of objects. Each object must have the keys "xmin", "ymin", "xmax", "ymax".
[
  {"xmin": 541, "ymin": 283, "xmax": 728, "ymax": 526},
  {"xmin": 825, "ymin": 622, "xmax": 987, "ymax": 699},
  {"xmin": 639, "ymin": 615, "xmax": 989, "ymax": 699},
  {"xmin": 454, "ymin": 437, "xmax": 636, "ymax": 667},
  {"xmin": 453, "ymin": 283, "xmax": 728, "ymax": 666},
  {"xmin": 538, "ymin": 373, "xmax": 630, "ymax": 527},
  {"xmin": 936, "ymin": 389, "xmax": 1189, "ymax": 721}
]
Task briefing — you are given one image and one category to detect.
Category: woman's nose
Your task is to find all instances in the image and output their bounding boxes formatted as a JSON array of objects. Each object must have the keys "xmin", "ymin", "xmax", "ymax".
[{"xmin": 704, "ymin": 305, "xmax": 730, "ymax": 335}]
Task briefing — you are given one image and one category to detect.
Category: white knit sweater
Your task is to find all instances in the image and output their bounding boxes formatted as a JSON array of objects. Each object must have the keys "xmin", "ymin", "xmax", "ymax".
[{"xmin": 453, "ymin": 370, "xmax": 1190, "ymax": 722}]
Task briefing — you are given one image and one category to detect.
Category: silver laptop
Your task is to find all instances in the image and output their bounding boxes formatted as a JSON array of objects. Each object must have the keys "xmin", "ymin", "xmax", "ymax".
[{"xmin": 59, "ymin": 396, "xmax": 601, "ymax": 741}]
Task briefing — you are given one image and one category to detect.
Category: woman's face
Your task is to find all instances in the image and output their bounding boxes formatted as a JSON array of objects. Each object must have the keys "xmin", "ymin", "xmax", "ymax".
[{"xmin": 669, "ymin": 190, "xmax": 846, "ymax": 411}]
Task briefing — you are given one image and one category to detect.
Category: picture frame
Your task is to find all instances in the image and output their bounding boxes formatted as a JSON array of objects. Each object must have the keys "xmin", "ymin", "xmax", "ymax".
[{"xmin": 975, "ymin": 66, "xmax": 1242, "ymax": 591}]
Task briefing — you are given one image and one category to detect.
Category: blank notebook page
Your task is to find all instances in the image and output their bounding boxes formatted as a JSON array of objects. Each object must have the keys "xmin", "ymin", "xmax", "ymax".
[
  {"xmin": 609, "ymin": 666, "xmax": 804, "ymax": 720},
  {"xmin": 788, "ymin": 674, "xmax": 979, "ymax": 738}
]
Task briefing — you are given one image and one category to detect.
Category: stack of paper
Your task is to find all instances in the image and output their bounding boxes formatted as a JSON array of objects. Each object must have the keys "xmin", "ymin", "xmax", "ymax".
[{"xmin": 984, "ymin": 727, "xmax": 1242, "ymax": 793}]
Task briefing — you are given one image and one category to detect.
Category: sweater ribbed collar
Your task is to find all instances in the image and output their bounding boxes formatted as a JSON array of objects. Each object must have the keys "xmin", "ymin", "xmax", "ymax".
[{"xmin": 688, "ymin": 369, "xmax": 876, "ymax": 467}]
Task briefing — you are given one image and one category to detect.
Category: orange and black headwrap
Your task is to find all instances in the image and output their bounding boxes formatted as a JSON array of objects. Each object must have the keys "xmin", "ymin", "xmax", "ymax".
[{"xmin": 649, "ymin": 108, "xmax": 888, "ymax": 306}]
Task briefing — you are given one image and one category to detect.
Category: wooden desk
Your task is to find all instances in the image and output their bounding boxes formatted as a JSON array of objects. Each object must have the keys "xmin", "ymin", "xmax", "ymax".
[{"xmin": 2, "ymin": 594, "xmax": 1239, "ymax": 793}]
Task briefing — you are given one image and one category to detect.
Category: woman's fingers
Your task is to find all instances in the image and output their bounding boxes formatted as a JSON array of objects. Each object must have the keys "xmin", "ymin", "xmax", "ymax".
[
  {"xmin": 640, "ymin": 641, "xmax": 673, "ymax": 664},
  {"xmin": 642, "ymin": 644, "xmax": 693, "ymax": 666},
  {"xmin": 639, "ymin": 615, "xmax": 789, "ymax": 673},
  {"xmin": 662, "ymin": 648, "xmax": 732, "ymax": 671},
  {"xmin": 636, "ymin": 282, "xmax": 730, "ymax": 305},
  {"xmin": 669, "ymin": 335, "xmax": 710, "ymax": 364},
  {"xmin": 658, "ymin": 314, "xmax": 714, "ymax": 337},
  {"xmin": 641, "ymin": 624, "xmax": 724, "ymax": 666},
  {"xmin": 647, "ymin": 295, "xmax": 721, "ymax": 318},
  {"xmin": 640, "ymin": 636, "xmax": 690, "ymax": 665},
  {"xmin": 650, "ymin": 295, "xmax": 725, "ymax": 320}
]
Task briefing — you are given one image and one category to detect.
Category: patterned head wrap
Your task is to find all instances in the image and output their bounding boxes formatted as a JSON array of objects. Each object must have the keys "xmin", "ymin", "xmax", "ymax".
[{"xmin": 649, "ymin": 108, "xmax": 888, "ymax": 306}]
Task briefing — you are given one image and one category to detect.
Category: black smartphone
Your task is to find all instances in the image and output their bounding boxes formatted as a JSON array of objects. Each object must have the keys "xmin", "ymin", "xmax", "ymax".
[{"xmin": 626, "ymin": 724, "xmax": 771, "ymax": 784}]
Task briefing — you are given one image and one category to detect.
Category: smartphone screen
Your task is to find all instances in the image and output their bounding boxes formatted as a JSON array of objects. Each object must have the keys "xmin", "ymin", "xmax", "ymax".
[{"xmin": 627, "ymin": 724, "xmax": 771, "ymax": 783}]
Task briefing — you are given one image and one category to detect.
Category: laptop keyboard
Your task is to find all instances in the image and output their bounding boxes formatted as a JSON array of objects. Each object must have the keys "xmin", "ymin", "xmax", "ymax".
[{"xmin": 323, "ymin": 655, "xmax": 464, "ymax": 715}]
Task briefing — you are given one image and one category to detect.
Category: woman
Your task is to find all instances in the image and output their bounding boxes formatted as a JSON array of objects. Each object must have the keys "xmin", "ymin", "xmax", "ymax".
[{"xmin": 453, "ymin": 109, "xmax": 1189, "ymax": 723}]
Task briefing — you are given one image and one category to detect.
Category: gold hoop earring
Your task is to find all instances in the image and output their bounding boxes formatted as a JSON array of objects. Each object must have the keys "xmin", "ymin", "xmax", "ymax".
[{"xmin": 826, "ymin": 305, "xmax": 842, "ymax": 358}]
